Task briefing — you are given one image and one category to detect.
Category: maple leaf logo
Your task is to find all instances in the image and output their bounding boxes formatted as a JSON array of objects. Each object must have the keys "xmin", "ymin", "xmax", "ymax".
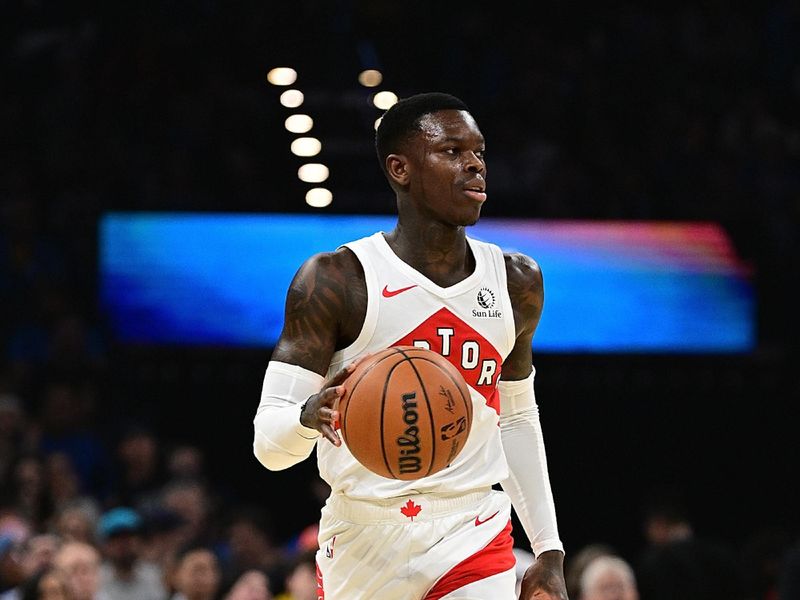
[{"xmin": 400, "ymin": 500, "xmax": 422, "ymax": 521}]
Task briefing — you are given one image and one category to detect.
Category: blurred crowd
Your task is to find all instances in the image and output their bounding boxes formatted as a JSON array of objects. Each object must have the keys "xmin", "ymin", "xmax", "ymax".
[
  {"xmin": 2, "ymin": 1, "xmax": 800, "ymax": 599},
  {"xmin": 2, "ymin": 392, "xmax": 800, "ymax": 600},
  {"xmin": 0, "ymin": 386, "xmax": 323, "ymax": 599}
]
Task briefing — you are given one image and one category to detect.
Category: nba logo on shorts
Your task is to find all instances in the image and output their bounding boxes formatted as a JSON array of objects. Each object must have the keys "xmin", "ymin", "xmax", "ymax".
[{"xmin": 325, "ymin": 536, "xmax": 336, "ymax": 558}]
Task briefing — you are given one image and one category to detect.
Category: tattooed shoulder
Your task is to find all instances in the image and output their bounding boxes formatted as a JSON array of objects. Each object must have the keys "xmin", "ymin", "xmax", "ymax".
[
  {"xmin": 271, "ymin": 248, "xmax": 365, "ymax": 374},
  {"xmin": 504, "ymin": 252, "xmax": 544, "ymax": 336}
]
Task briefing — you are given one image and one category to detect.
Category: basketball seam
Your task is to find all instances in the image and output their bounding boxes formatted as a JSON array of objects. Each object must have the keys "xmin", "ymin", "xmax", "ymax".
[
  {"xmin": 402, "ymin": 356, "xmax": 472, "ymax": 465},
  {"xmin": 341, "ymin": 348, "xmax": 404, "ymax": 448},
  {"xmin": 397, "ymin": 348, "xmax": 437, "ymax": 478},
  {"xmin": 404, "ymin": 356, "xmax": 472, "ymax": 416},
  {"xmin": 380, "ymin": 357, "xmax": 409, "ymax": 479}
]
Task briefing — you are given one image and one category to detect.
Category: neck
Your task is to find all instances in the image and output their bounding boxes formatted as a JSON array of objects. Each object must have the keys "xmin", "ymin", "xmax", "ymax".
[{"xmin": 385, "ymin": 214, "xmax": 473, "ymax": 287}]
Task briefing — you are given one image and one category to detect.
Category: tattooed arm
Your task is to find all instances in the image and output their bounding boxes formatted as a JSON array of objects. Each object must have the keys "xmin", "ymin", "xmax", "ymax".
[
  {"xmin": 271, "ymin": 248, "xmax": 366, "ymax": 375},
  {"xmin": 502, "ymin": 252, "xmax": 544, "ymax": 381},
  {"xmin": 252, "ymin": 249, "xmax": 366, "ymax": 470},
  {"xmin": 501, "ymin": 253, "xmax": 568, "ymax": 600}
]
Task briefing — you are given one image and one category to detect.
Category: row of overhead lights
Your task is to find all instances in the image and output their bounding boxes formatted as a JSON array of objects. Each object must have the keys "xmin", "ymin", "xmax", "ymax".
[{"xmin": 267, "ymin": 66, "xmax": 399, "ymax": 208}]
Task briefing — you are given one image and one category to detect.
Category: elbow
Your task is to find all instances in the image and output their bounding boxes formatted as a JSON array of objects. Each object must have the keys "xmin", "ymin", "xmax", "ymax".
[
  {"xmin": 253, "ymin": 432, "xmax": 312, "ymax": 471},
  {"xmin": 252, "ymin": 417, "xmax": 316, "ymax": 471},
  {"xmin": 252, "ymin": 439, "xmax": 293, "ymax": 471}
]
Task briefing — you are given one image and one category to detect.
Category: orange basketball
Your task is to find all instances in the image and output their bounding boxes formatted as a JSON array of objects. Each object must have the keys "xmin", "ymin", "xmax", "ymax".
[{"xmin": 338, "ymin": 346, "xmax": 473, "ymax": 480}]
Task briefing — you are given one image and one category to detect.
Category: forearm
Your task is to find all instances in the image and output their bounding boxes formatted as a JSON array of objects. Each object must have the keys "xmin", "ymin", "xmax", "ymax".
[
  {"xmin": 253, "ymin": 361, "xmax": 323, "ymax": 470},
  {"xmin": 498, "ymin": 371, "xmax": 564, "ymax": 557}
]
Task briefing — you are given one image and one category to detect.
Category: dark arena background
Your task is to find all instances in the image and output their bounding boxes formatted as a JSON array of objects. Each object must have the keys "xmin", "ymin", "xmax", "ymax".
[{"xmin": 2, "ymin": 3, "xmax": 799, "ymax": 599}]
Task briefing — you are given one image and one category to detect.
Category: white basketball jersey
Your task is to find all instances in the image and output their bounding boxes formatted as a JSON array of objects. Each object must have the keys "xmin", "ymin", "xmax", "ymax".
[{"xmin": 320, "ymin": 232, "xmax": 517, "ymax": 499}]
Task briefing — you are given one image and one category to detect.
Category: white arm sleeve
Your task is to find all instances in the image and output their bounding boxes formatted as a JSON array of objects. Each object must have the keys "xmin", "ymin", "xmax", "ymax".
[
  {"xmin": 498, "ymin": 369, "xmax": 564, "ymax": 557},
  {"xmin": 253, "ymin": 361, "xmax": 325, "ymax": 471}
]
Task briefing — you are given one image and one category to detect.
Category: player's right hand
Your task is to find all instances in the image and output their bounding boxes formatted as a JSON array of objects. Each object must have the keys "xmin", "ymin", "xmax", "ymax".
[
  {"xmin": 518, "ymin": 551, "xmax": 568, "ymax": 600},
  {"xmin": 299, "ymin": 362, "xmax": 357, "ymax": 446}
]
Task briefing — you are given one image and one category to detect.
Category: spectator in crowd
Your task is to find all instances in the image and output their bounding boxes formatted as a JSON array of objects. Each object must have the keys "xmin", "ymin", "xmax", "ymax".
[
  {"xmin": 579, "ymin": 555, "xmax": 639, "ymax": 600},
  {"xmin": 43, "ymin": 453, "xmax": 81, "ymax": 515},
  {"xmin": 0, "ymin": 533, "xmax": 60, "ymax": 600},
  {"xmin": 109, "ymin": 427, "xmax": 164, "ymax": 509},
  {"xmin": 18, "ymin": 566, "xmax": 71, "ymax": 600},
  {"xmin": 0, "ymin": 395, "xmax": 31, "ymax": 489},
  {"xmin": 0, "ymin": 511, "xmax": 32, "ymax": 593},
  {"xmin": 739, "ymin": 527, "xmax": 791, "ymax": 600},
  {"xmin": 0, "ymin": 536, "xmax": 19, "ymax": 596},
  {"xmin": 51, "ymin": 499, "xmax": 100, "ymax": 545},
  {"xmin": 222, "ymin": 569, "xmax": 272, "ymax": 600},
  {"xmin": 37, "ymin": 381, "xmax": 110, "ymax": 501},
  {"xmin": 221, "ymin": 507, "xmax": 281, "ymax": 589},
  {"xmin": 160, "ymin": 480, "xmax": 215, "ymax": 549},
  {"xmin": 637, "ymin": 488, "xmax": 742, "ymax": 600},
  {"xmin": 7, "ymin": 455, "xmax": 50, "ymax": 529},
  {"xmin": 165, "ymin": 446, "xmax": 205, "ymax": 483},
  {"xmin": 274, "ymin": 551, "xmax": 315, "ymax": 600},
  {"xmin": 52, "ymin": 541, "xmax": 102, "ymax": 600},
  {"xmin": 137, "ymin": 508, "xmax": 187, "ymax": 573},
  {"xmin": 96, "ymin": 507, "xmax": 165, "ymax": 600},
  {"xmin": 167, "ymin": 544, "xmax": 221, "ymax": 600},
  {"xmin": 566, "ymin": 543, "xmax": 617, "ymax": 599}
]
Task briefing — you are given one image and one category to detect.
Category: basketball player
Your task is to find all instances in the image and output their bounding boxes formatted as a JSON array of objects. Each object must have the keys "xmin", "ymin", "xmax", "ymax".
[{"xmin": 253, "ymin": 93, "xmax": 568, "ymax": 599}]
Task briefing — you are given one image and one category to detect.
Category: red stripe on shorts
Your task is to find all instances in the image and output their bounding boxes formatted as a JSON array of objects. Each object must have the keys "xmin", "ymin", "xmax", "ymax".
[
  {"xmin": 315, "ymin": 561, "xmax": 324, "ymax": 599},
  {"xmin": 423, "ymin": 520, "xmax": 515, "ymax": 600}
]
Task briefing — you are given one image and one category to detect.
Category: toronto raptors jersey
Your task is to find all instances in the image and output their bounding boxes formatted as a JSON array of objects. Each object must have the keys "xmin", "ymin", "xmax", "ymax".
[{"xmin": 320, "ymin": 232, "xmax": 517, "ymax": 499}]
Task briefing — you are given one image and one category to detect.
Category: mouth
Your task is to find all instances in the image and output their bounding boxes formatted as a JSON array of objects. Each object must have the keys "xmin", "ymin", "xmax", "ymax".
[{"xmin": 462, "ymin": 182, "xmax": 487, "ymax": 203}]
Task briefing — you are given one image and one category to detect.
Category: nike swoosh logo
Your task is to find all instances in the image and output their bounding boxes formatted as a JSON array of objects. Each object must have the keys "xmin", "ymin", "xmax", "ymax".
[
  {"xmin": 474, "ymin": 511, "xmax": 500, "ymax": 526},
  {"xmin": 382, "ymin": 284, "xmax": 418, "ymax": 298}
]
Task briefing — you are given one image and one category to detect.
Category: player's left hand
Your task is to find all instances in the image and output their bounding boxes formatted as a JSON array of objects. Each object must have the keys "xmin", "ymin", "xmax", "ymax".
[{"xmin": 518, "ymin": 550, "xmax": 569, "ymax": 600}]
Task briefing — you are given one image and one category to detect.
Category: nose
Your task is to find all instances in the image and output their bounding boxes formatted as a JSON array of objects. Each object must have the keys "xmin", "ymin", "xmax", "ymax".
[{"xmin": 464, "ymin": 151, "xmax": 485, "ymax": 173}]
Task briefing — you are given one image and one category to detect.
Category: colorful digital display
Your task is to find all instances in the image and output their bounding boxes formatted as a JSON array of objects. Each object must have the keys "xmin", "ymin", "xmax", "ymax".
[{"xmin": 99, "ymin": 213, "xmax": 755, "ymax": 353}]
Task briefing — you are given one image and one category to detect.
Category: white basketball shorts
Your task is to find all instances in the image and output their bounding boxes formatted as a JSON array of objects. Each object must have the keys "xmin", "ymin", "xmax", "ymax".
[{"xmin": 315, "ymin": 488, "xmax": 517, "ymax": 599}]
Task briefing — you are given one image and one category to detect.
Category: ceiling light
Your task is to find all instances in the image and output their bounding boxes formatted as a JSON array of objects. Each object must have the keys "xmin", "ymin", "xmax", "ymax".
[
  {"xmin": 306, "ymin": 188, "xmax": 332, "ymax": 208},
  {"xmin": 290, "ymin": 137, "xmax": 321, "ymax": 157},
  {"xmin": 285, "ymin": 114, "xmax": 313, "ymax": 134},
  {"xmin": 298, "ymin": 163, "xmax": 329, "ymax": 183},
  {"xmin": 358, "ymin": 69, "xmax": 383, "ymax": 87},
  {"xmin": 267, "ymin": 67, "xmax": 297, "ymax": 86},
  {"xmin": 280, "ymin": 89, "xmax": 304, "ymax": 108},
  {"xmin": 372, "ymin": 91, "xmax": 398, "ymax": 110}
]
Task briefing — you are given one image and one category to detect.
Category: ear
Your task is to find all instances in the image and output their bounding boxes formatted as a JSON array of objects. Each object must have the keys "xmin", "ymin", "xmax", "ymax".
[{"xmin": 385, "ymin": 154, "xmax": 410, "ymax": 187}]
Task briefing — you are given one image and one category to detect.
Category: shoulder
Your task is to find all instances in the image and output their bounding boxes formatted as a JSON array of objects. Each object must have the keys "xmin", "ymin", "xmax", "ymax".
[
  {"xmin": 293, "ymin": 246, "xmax": 363, "ymax": 286},
  {"xmin": 503, "ymin": 252, "xmax": 543, "ymax": 336},
  {"xmin": 284, "ymin": 246, "xmax": 367, "ymax": 353},
  {"xmin": 503, "ymin": 252, "xmax": 543, "ymax": 297},
  {"xmin": 284, "ymin": 246, "xmax": 365, "ymax": 321}
]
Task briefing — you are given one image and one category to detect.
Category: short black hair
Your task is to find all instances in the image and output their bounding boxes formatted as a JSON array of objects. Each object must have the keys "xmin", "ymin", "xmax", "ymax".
[{"xmin": 375, "ymin": 92, "xmax": 470, "ymax": 174}]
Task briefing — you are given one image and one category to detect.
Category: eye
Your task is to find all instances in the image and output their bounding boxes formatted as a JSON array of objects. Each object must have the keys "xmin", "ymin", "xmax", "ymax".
[
  {"xmin": 475, "ymin": 149, "xmax": 486, "ymax": 159},
  {"xmin": 444, "ymin": 147, "xmax": 458, "ymax": 155}
]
